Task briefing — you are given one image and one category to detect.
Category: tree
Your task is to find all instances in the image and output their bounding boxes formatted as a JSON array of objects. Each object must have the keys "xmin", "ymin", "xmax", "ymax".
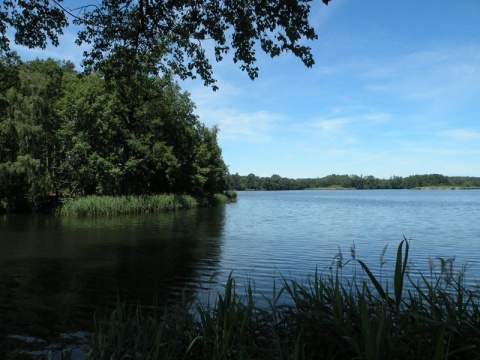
[
  {"xmin": 0, "ymin": 58, "xmax": 72, "ymax": 210},
  {"xmin": 55, "ymin": 63, "xmax": 229, "ymax": 197},
  {"xmin": 1, "ymin": 0, "xmax": 68, "ymax": 51},
  {"xmin": 55, "ymin": 70, "xmax": 124, "ymax": 195},
  {"xmin": 2, "ymin": 0, "xmax": 331, "ymax": 89},
  {"xmin": 191, "ymin": 124, "xmax": 228, "ymax": 195}
]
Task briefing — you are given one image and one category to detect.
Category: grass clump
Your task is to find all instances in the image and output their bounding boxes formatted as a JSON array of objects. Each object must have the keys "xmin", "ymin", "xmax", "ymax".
[{"xmin": 83, "ymin": 239, "xmax": 480, "ymax": 360}]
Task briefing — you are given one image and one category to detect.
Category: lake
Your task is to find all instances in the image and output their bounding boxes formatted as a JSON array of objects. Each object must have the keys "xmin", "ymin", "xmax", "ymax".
[{"xmin": 1, "ymin": 190, "xmax": 480, "ymax": 353}]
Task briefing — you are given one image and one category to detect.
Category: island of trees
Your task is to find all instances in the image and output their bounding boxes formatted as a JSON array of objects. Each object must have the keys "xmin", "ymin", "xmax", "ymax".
[
  {"xmin": 228, "ymin": 173, "xmax": 480, "ymax": 191},
  {"xmin": 0, "ymin": 55, "xmax": 230, "ymax": 213}
]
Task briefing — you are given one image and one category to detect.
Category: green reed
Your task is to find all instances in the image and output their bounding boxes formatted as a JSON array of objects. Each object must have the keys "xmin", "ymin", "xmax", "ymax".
[
  {"xmin": 57, "ymin": 192, "xmax": 236, "ymax": 216},
  {"xmin": 60, "ymin": 240, "xmax": 480, "ymax": 359}
]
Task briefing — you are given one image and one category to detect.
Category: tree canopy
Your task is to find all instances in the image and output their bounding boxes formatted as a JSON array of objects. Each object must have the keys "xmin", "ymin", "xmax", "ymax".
[
  {"xmin": 0, "ymin": 56, "xmax": 229, "ymax": 212},
  {"xmin": 1, "ymin": 0, "xmax": 331, "ymax": 89}
]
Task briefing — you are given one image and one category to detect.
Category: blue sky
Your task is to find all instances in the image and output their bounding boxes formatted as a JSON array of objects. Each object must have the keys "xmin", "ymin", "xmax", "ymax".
[{"xmin": 9, "ymin": 0, "xmax": 480, "ymax": 179}]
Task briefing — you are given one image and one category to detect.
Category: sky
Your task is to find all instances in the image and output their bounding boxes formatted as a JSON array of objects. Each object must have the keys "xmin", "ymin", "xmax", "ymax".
[{"xmin": 8, "ymin": 0, "xmax": 480, "ymax": 179}]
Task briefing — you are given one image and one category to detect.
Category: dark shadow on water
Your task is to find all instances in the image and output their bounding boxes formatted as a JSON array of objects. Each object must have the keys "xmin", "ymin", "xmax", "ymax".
[{"xmin": 0, "ymin": 206, "xmax": 226, "ymax": 354}]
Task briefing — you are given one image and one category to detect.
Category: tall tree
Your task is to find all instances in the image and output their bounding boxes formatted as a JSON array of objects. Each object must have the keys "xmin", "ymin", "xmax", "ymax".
[
  {"xmin": 0, "ymin": 54, "xmax": 21, "ymax": 163},
  {"xmin": 2, "ymin": 0, "xmax": 331, "ymax": 89},
  {"xmin": 0, "ymin": 58, "xmax": 71, "ymax": 210},
  {"xmin": 191, "ymin": 125, "xmax": 228, "ymax": 195},
  {"xmin": 55, "ymin": 71, "xmax": 124, "ymax": 195}
]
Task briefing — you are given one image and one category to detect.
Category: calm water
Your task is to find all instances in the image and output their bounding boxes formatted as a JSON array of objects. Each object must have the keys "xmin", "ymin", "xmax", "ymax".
[{"xmin": 1, "ymin": 190, "xmax": 480, "ymax": 348}]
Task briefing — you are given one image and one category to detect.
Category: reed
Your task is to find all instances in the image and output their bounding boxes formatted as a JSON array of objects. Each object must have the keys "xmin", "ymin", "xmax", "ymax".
[
  {"xmin": 81, "ymin": 239, "xmax": 480, "ymax": 360},
  {"xmin": 211, "ymin": 193, "xmax": 229, "ymax": 205},
  {"xmin": 225, "ymin": 190, "xmax": 238, "ymax": 201},
  {"xmin": 56, "ymin": 192, "xmax": 236, "ymax": 216}
]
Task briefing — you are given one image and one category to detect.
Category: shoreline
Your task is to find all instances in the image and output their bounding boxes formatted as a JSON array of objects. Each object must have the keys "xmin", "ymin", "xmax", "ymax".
[{"xmin": 240, "ymin": 187, "xmax": 480, "ymax": 191}]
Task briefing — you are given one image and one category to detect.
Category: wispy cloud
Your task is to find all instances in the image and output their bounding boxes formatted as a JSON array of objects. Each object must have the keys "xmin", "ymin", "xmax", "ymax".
[
  {"xmin": 362, "ymin": 44, "xmax": 480, "ymax": 102},
  {"xmin": 309, "ymin": 0, "xmax": 347, "ymax": 29},
  {"xmin": 438, "ymin": 129, "xmax": 480, "ymax": 142},
  {"xmin": 205, "ymin": 108, "xmax": 282, "ymax": 142},
  {"xmin": 360, "ymin": 112, "xmax": 392, "ymax": 122},
  {"xmin": 308, "ymin": 110, "xmax": 391, "ymax": 134},
  {"xmin": 312, "ymin": 117, "xmax": 350, "ymax": 132}
]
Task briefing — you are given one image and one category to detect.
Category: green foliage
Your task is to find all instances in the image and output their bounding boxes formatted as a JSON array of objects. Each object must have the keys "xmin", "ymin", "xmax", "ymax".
[
  {"xmin": 0, "ymin": 57, "xmax": 75, "ymax": 211},
  {"xmin": 55, "ymin": 71, "xmax": 125, "ymax": 195},
  {"xmin": 0, "ymin": 0, "xmax": 68, "ymax": 52},
  {"xmin": 83, "ymin": 241, "xmax": 480, "ymax": 360},
  {"xmin": 0, "ymin": 197, "xmax": 8, "ymax": 213},
  {"xmin": 191, "ymin": 125, "xmax": 229, "ymax": 195},
  {"xmin": 0, "ymin": 56, "xmax": 230, "ymax": 213},
  {"xmin": 2, "ymin": 0, "xmax": 331, "ymax": 89}
]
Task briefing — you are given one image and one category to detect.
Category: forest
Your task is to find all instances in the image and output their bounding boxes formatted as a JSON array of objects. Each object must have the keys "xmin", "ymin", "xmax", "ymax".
[
  {"xmin": 228, "ymin": 173, "xmax": 480, "ymax": 191},
  {"xmin": 0, "ymin": 54, "xmax": 229, "ymax": 213}
]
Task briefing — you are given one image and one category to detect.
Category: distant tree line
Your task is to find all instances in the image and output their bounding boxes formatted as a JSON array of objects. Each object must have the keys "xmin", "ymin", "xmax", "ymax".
[
  {"xmin": 0, "ymin": 55, "xmax": 229, "ymax": 212},
  {"xmin": 228, "ymin": 173, "xmax": 480, "ymax": 191}
]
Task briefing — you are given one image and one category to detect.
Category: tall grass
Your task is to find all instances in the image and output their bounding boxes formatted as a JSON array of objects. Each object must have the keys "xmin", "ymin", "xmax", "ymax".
[
  {"xmin": 57, "ymin": 192, "xmax": 236, "ymax": 216},
  {"xmin": 83, "ymin": 239, "xmax": 480, "ymax": 360}
]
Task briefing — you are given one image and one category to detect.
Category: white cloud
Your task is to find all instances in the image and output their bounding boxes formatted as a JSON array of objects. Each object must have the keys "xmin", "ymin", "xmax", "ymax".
[
  {"xmin": 307, "ymin": 110, "xmax": 391, "ymax": 136},
  {"xmin": 363, "ymin": 44, "xmax": 480, "ymax": 102},
  {"xmin": 360, "ymin": 112, "xmax": 392, "ymax": 123},
  {"xmin": 312, "ymin": 117, "xmax": 350, "ymax": 132},
  {"xmin": 438, "ymin": 129, "xmax": 480, "ymax": 142},
  {"xmin": 206, "ymin": 108, "xmax": 282, "ymax": 142}
]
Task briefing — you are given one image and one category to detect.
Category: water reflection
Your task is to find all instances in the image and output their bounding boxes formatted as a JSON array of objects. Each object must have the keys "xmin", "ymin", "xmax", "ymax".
[{"xmin": 0, "ymin": 206, "xmax": 226, "ymax": 347}]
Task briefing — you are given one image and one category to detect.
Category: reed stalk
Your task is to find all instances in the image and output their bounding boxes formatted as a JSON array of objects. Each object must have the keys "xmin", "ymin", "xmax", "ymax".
[{"xmin": 38, "ymin": 240, "xmax": 480, "ymax": 359}]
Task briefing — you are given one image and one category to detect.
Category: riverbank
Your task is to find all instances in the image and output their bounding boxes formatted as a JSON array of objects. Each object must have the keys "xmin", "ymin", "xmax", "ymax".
[
  {"xmin": 56, "ymin": 192, "xmax": 237, "ymax": 216},
  {"xmin": 306, "ymin": 186, "xmax": 480, "ymax": 190},
  {"xmin": 413, "ymin": 186, "xmax": 480, "ymax": 190},
  {"xmin": 307, "ymin": 186, "xmax": 357, "ymax": 190},
  {"xmin": 29, "ymin": 240, "xmax": 480, "ymax": 360}
]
